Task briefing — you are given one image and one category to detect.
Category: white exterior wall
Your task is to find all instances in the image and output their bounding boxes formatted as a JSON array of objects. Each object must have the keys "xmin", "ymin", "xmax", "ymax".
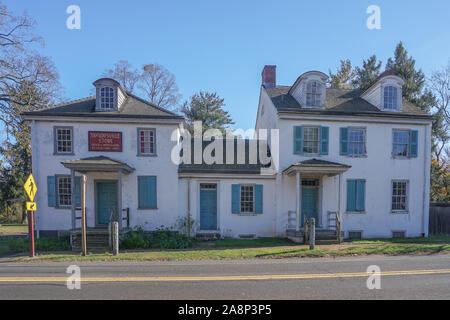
[
  {"xmin": 31, "ymin": 120, "xmax": 181, "ymax": 234},
  {"xmin": 178, "ymin": 177, "xmax": 277, "ymax": 238},
  {"xmin": 275, "ymin": 116, "xmax": 431, "ymax": 238}
]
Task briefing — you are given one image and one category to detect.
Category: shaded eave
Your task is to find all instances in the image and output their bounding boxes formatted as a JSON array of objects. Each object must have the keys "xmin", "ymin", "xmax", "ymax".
[
  {"xmin": 283, "ymin": 159, "xmax": 351, "ymax": 177},
  {"xmin": 61, "ymin": 156, "xmax": 135, "ymax": 174},
  {"xmin": 22, "ymin": 112, "xmax": 184, "ymax": 120},
  {"xmin": 276, "ymin": 108, "xmax": 433, "ymax": 121}
]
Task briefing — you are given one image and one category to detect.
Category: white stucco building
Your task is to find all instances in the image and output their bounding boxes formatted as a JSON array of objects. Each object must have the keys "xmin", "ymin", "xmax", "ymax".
[{"xmin": 23, "ymin": 66, "xmax": 432, "ymax": 241}]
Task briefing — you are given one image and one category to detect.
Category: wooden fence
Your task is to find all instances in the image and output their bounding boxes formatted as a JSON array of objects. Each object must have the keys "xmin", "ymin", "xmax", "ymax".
[{"xmin": 429, "ymin": 203, "xmax": 450, "ymax": 235}]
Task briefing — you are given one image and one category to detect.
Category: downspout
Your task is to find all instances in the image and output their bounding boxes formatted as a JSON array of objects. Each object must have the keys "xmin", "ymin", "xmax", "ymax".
[
  {"xmin": 187, "ymin": 179, "xmax": 191, "ymax": 237},
  {"xmin": 422, "ymin": 124, "xmax": 431, "ymax": 237}
]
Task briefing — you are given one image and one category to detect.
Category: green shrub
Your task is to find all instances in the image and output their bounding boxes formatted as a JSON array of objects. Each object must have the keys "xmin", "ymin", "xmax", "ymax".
[
  {"xmin": 120, "ymin": 226, "xmax": 194, "ymax": 250},
  {"xmin": 120, "ymin": 228, "xmax": 149, "ymax": 249}
]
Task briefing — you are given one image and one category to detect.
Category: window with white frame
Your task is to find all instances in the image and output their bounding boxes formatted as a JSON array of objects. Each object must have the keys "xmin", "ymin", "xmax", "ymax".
[
  {"xmin": 392, "ymin": 130, "xmax": 409, "ymax": 157},
  {"xmin": 55, "ymin": 127, "xmax": 73, "ymax": 154},
  {"xmin": 303, "ymin": 127, "xmax": 320, "ymax": 153},
  {"xmin": 138, "ymin": 128, "xmax": 156, "ymax": 155},
  {"xmin": 240, "ymin": 185, "xmax": 255, "ymax": 213},
  {"xmin": 100, "ymin": 86, "xmax": 115, "ymax": 110},
  {"xmin": 57, "ymin": 176, "xmax": 72, "ymax": 207},
  {"xmin": 384, "ymin": 86, "xmax": 398, "ymax": 110},
  {"xmin": 348, "ymin": 128, "xmax": 366, "ymax": 156},
  {"xmin": 392, "ymin": 180, "xmax": 408, "ymax": 212},
  {"xmin": 306, "ymin": 81, "xmax": 321, "ymax": 107}
]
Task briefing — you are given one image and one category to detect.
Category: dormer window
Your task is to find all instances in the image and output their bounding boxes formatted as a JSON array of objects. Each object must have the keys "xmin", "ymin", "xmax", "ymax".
[
  {"xmin": 306, "ymin": 81, "xmax": 322, "ymax": 107},
  {"xmin": 100, "ymin": 87, "xmax": 115, "ymax": 110},
  {"xmin": 383, "ymin": 86, "xmax": 398, "ymax": 110}
]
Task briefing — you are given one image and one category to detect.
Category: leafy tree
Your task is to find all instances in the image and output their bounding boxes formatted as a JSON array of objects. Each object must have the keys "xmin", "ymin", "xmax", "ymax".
[
  {"xmin": 386, "ymin": 42, "xmax": 426, "ymax": 104},
  {"xmin": 353, "ymin": 55, "xmax": 382, "ymax": 91},
  {"xmin": 430, "ymin": 160, "xmax": 450, "ymax": 202},
  {"xmin": 180, "ymin": 91, "xmax": 234, "ymax": 134},
  {"xmin": 328, "ymin": 59, "xmax": 355, "ymax": 89}
]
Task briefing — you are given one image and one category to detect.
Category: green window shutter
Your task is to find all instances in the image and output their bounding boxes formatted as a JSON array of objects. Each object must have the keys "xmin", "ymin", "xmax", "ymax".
[
  {"xmin": 293, "ymin": 126, "xmax": 303, "ymax": 154},
  {"xmin": 355, "ymin": 180, "xmax": 365, "ymax": 211},
  {"xmin": 47, "ymin": 176, "xmax": 56, "ymax": 207},
  {"xmin": 232, "ymin": 184, "xmax": 240, "ymax": 213},
  {"xmin": 346, "ymin": 180, "xmax": 356, "ymax": 212},
  {"xmin": 409, "ymin": 130, "xmax": 418, "ymax": 158},
  {"xmin": 138, "ymin": 176, "xmax": 157, "ymax": 209},
  {"xmin": 74, "ymin": 176, "xmax": 81, "ymax": 208},
  {"xmin": 340, "ymin": 127, "xmax": 348, "ymax": 155},
  {"xmin": 320, "ymin": 126, "xmax": 329, "ymax": 155},
  {"xmin": 255, "ymin": 184, "xmax": 263, "ymax": 214}
]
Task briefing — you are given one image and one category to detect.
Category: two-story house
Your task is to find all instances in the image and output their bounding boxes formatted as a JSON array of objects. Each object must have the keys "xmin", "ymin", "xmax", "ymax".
[{"xmin": 23, "ymin": 66, "xmax": 432, "ymax": 241}]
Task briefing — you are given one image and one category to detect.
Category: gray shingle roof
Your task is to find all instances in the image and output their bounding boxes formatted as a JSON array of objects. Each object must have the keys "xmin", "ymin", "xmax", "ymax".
[
  {"xmin": 178, "ymin": 139, "xmax": 272, "ymax": 175},
  {"xmin": 22, "ymin": 93, "xmax": 183, "ymax": 120},
  {"xmin": 265, "ymin": 86, "xmax": 431, "ymax": 119}
]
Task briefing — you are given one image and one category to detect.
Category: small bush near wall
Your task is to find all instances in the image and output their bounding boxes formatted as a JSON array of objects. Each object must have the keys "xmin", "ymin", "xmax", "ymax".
[{"xmin": 120, "ymin": 227, "xmax": 195, "ymax": 250}]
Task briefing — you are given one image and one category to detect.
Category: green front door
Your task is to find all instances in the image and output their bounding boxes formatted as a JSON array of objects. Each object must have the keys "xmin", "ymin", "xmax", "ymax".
[
  {"xmin": 301, "ymin": 186, "xmax": 318, "ymax": 227},
  {"xmin": 96, "ymin": 181, "xmax": 118, "ymax": 226}
]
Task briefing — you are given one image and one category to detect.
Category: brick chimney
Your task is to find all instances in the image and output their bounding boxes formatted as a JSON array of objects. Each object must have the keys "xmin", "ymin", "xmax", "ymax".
[{"xmin": 262, "ymin": 65, "xmax": 276, "ymax": 88}]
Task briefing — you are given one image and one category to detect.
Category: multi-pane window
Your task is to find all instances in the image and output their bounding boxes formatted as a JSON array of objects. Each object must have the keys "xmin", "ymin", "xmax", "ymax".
[
  {"xmin": 306, "ymin": 81, "xmax": 321, "ymax": 107},
  {"xmin": 384, "ymin": 86, "xmax": 398, "ymax": 110},
  {"xmin": 303, "ymin": 127, "xmax": 320, "ymax": 153},
  {"xmin": 393, "ymin": 130, "xmax": 409, "ymax": 157},
  {"xmin": 392, "ymin": 181, "xmax": 408, "ymax": 211},
  {"xmin": 348, "ymin": 128, "xmax": 366, "ymax": 156},
  {"xmin": 100, "ymin": 87, "xmax": 115, "ymax": 109},
  {"xmin": 55, "ymin": 127, "xmax": 73, "ymax": 154},
  {"xmin": 138, "ymin": 128, "xmax": 156, "ymax": 155},
  {"xmin": 240, "ymin": 185, "xmax": 255, "ymax": 213},
  {"xmin": 57, "ymin": 176, "xmax": 71, "ymax": 207}
]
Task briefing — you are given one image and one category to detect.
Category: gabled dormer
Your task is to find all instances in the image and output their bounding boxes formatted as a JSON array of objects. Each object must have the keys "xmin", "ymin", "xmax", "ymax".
[
  {"xmin": 93, "ymin": 78, "xmax": 127, "ymax": 112},
  {"xmin": 360, "ymin": 70, "xmax": 405, "ymax": 112},
  {"xmin": 289, "ymin": 71, "xmax": 328, "ymax": 108}
]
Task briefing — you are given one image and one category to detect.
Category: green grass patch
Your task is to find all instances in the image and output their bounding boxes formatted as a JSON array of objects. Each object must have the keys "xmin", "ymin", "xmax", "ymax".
[
  {"xmin": 0, "ymin": 236, "xmax": 71, "ymax": 254},
  {"xmin": 0, "ymin": 224, "xmax": 28, "ymax": 236},
  {"xmin": 17, "ymin": 243, "xmax": 450, "ymax": 263},
  {"xmin": 213, "ymin": 237, "xmax": 294, "ymax": 248},
  {"xmin": 350, "ymin": 236, "xmax": 450, "ymax": 244}
]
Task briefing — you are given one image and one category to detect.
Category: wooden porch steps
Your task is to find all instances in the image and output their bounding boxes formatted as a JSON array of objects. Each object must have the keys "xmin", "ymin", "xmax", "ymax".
[{"xmin": 70, "ymin": 228, "xmax": 129, "ymax": 251}]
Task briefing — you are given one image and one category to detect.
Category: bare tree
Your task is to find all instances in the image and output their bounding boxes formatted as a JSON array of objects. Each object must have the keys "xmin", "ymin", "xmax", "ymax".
[
  {"xmin": 430, "ymin": 62, "xmax": 450, "ymax": 125},
  {"xmin": 103, "ymin": 59, "xmax": 141, "ymax": 93},
  {"xmin": 0, "ymin": 3, "xmax": 61, "ymax": 172},
  {"xmin": 430, "ymin": 62, "xmax": 450, "ymax": 161},
  {"xmin": 139, "ymin": 63, "xmax": 181, "ymax": 111}
]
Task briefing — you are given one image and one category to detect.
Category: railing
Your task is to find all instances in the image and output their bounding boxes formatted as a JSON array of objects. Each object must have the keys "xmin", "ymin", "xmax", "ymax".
[{"xmin": 122, "ymin": 208, "xmax": 130, "ymax": 229}]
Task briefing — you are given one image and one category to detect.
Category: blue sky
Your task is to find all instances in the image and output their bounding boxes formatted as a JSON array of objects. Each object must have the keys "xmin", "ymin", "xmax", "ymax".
[{"xmin": 4, "ymin": 0, "xmax": 450, "ymax": 130}]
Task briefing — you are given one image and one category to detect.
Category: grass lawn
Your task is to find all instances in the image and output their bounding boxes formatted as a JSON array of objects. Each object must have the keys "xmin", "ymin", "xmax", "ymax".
[
  {"xmin": 12, "ymin": 236, "xmax": 450, "ymax": 262},
  {"xmin": 0, "ymin": 224, "xmax": 28, "ymax": 236}
]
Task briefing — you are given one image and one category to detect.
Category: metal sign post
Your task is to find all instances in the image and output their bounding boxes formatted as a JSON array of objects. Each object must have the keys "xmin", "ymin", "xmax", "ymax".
[{"xmin": 24, "ymin": 174, "xmax": 37, "ymax": 258}]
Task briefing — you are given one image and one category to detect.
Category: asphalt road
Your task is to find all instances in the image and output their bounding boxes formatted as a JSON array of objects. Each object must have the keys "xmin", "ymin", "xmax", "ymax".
[{"xmin": 0, "ymin": 254, "xmax": 449, "ymax": 299}]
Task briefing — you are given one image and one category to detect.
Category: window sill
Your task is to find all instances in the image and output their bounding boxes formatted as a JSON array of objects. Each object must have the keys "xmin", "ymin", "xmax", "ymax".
[
  {"xmin": 233, "ymin": 213, "xmax": 262, "ymax": 216},
  {"xmin": 345, "ymin": 211, "xmax": 366, "ymax": 214},
  {"xmin": 392, "ymin": 156, "xmax": 411, "ymax": 160},
  {"xmin": 53, "ymin": 153, "xmax": 74, "ymax": 156},
  {"xmin": 344, "ymin": 154, "xmax": 367, "ymax": 158},
  {"xmin": 391, "ymin": 211, "xmax": 409, "ymax": 215},
  {"xmin": 137, "ymin": 207, "xmax": 158, "ymax": 210},
  {"xmin": 136, "ymin": 154, "xmax": 157, "ymax": 157}
]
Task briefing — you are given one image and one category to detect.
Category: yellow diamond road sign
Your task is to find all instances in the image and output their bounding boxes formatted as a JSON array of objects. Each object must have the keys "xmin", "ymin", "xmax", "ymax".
[{"xmin": 24, "ymin": 174, "xmax": 37, "ymax": 201}]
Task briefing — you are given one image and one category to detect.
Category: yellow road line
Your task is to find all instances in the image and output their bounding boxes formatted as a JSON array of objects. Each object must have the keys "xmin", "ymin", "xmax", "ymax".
[{"xmin": 0, "ymin": 269, "xmax": 450, "ymax": 283}]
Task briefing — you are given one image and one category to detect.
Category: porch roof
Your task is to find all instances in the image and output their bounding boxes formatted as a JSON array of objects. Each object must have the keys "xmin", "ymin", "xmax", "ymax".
[
  {"xmin": 61, "ymin": 156, "xmax": 135, "ymax": 174},
  {"xmin": 283, "ymin": 158, "xmax": 351, "ymax": 177}
]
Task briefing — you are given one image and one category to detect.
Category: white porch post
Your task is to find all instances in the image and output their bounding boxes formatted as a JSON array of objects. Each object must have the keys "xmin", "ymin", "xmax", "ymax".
[
  {"xmin": 338, "ymin": 173, "xmax": 343, "ymax": 218},
  {"xmin": 70, "ymin": 169, "xmax": 76, "ymax": 230},
  {"xmin": 117, "ymin": 170, "xmax": 123, "ymax": 229},
  {"xmin": 296, "ymin": 172, "xmax": 301, "ymax": 231}
]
